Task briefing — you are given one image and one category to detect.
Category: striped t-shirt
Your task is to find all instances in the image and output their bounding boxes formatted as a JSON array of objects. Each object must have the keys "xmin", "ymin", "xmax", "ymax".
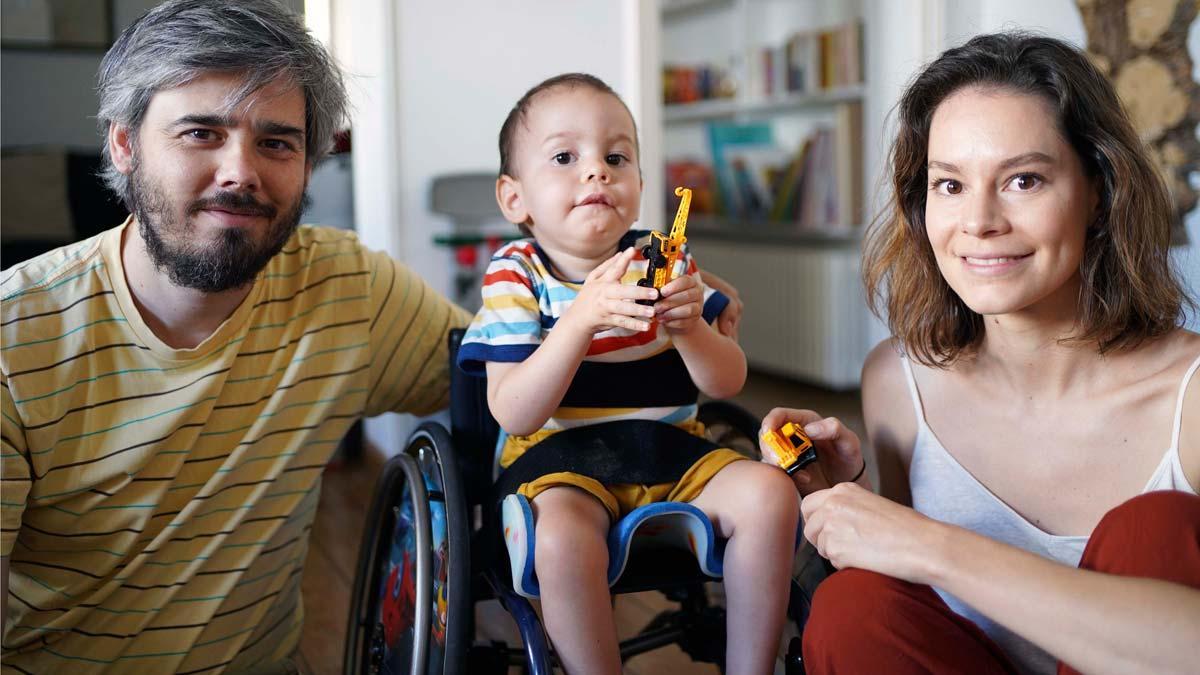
[
  {"xmin": 1, "ymin": 219, "xmax": 470, "ymax": 674},
  {"xmin": 457, "ymin": 231, "xmax": 728, "ymax": 468}
]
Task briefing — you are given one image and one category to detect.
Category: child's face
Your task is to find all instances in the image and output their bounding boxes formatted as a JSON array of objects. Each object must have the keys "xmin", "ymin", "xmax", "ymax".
[{"xmin": 500, "ymin": 86, "xmax": 642, "ymax": 266}]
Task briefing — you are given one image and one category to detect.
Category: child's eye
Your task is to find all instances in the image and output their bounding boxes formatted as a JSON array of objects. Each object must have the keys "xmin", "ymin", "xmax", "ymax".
[
  {"xmin": 930, "ymin": 178, "xmax": 962, "ymax": 195},
  {"xmin": 1008, "ymin": 173, "xmax": 1043, "ymax": 191},
  {"xmin": 552, "ymin": 152, "xmax": 574, "ymax": 165},
  {"xmin": 606, "ymin": 153, "xmax": 627, "ymax": 166}
]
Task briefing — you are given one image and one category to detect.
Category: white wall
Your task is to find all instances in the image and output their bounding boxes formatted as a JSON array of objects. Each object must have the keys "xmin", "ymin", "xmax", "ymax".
[{"xmin": 393, "ymin": 2, "xmax": 628, "ymax": 293}]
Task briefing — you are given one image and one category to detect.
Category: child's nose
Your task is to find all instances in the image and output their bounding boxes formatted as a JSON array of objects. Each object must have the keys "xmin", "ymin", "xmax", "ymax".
[{"xmin": 580, "ymin": 159, "xmax": 611, "ymax": 184}]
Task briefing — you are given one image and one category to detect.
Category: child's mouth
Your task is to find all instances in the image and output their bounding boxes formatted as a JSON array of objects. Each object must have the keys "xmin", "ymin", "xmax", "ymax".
[{"xmin": 577, "ymin": 193, "xmax": 613, "ymax": 208}]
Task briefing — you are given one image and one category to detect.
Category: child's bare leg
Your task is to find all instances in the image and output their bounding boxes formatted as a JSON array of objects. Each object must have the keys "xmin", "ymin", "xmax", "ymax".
[
  {"xmin": 689, "ymin": 461, "xmax": 800, "ymax": 675},
  {"xmin": 531, "ymin": 486, "xmax": 621, "ymax": 675}
]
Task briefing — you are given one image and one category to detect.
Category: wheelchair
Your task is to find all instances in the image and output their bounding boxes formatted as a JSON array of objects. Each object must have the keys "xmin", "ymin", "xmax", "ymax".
[{"xmin": 344, "ymin": 329, "xmax": 828, "ymax": 674}]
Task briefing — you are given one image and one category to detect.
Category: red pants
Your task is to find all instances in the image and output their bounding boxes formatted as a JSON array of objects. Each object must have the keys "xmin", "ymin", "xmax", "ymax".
[{"xmin": 801, "ymin": 490, "xmax": 1200, "ymax": 674}]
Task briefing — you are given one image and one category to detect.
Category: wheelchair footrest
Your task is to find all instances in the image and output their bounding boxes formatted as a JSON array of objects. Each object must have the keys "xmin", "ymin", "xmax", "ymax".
[{"xmin": 501, "ymin": 494, "xmax": 725, "ymax": 599}]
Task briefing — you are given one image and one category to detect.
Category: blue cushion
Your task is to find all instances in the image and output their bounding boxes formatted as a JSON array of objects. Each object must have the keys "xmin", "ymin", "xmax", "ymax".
[{"xmin": 501, "ymin": 495, "xmax": 726, "ymax": 600}]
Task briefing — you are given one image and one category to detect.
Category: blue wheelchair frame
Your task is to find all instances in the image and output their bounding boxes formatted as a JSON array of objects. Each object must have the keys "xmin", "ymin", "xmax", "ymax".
[{"xmin": 344, "ymin": 329, "xmax": 823, "ymax": 674}]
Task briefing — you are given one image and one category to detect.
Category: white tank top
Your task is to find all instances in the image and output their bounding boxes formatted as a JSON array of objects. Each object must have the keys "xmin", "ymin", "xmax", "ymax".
[{"xmin": 903, "ymin": 353, "xmax": 1200, "ymax": 675}]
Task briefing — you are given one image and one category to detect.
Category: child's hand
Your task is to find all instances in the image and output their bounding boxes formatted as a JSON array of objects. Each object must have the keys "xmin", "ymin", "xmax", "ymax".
[
  {"xmin": 564, "ymin": 248, "xmax": 658, "ymax": 335},
  {"xmin": 655, "ymin": 273, "xmax": 705, "ymax": 334}
]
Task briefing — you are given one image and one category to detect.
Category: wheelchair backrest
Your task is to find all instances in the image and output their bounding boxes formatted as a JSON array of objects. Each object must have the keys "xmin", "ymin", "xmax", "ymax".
[{"xmin": 448, "ymin": 328, "xmax": 501, "ymax": 499}]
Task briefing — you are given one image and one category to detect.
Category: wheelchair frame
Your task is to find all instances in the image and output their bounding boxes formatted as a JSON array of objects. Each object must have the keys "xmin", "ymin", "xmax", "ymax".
[{"xmin": 344, "ymin": 330, "xmax": 821, "ymax": 674}]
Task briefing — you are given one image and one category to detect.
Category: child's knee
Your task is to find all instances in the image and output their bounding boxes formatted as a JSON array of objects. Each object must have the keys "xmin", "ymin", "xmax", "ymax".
[
  {"xmin": 532, "ymin": 490, "xmax": 610, "ymax": 573},
  {"xmin": 735, "ymin": 462, "xmax": 801, "ymax": 524}
]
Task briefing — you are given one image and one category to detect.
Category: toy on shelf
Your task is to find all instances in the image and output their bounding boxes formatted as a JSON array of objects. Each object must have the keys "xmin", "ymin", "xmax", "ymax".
[
  {"xmin": 638, "ymin": 187, "xmax": 691, "ymax": 305},
  {"xmin": 760, "ymin": 422, "xmax": 818, "ymax": 475}
]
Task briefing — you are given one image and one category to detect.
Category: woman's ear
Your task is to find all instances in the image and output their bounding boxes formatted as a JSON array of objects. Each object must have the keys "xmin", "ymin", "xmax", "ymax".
[
  {"xmin": 108, "ymin": 123, "xmax": 135, "ymax": 174},
  {"xmin": 496, "ymin": 175, "xmax": 530, "ymax": 227}
]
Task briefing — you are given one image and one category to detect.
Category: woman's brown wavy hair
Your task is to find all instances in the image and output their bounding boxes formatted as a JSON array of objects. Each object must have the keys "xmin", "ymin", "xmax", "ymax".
[{"xmin": 863, "ymin": 32, "xmax": 1190, "ymax": 367}]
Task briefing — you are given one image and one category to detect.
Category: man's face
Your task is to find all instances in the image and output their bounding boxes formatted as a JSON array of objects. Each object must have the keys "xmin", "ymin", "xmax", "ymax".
[{"xmin": 116, "ymin": 72, "xmax": 311, "ymax": 292}]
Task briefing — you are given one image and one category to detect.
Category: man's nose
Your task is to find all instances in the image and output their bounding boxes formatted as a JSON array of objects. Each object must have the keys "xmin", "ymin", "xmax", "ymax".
[
  {"xmin": 580, "ymin": 158, "xmax": 611, "ymax": 185},
  {"xmin": 214, "ymin": 141, "xmax": 261, "ymax": 192}
]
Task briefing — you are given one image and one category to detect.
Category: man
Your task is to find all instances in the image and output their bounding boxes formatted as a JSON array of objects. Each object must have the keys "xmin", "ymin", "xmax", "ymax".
[
  {"xmin": 0, "ymin": 2, "xmax": 743, "ymax": 672},
  {"xmin": 1, "ymin": 2, "xmax": 467, "ymax": 672}
]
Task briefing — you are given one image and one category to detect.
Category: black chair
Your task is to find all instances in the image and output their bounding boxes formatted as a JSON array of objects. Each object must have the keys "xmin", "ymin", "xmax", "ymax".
[{"xmin": 344, "ymin": 328, "xmax": 824, "ymax": 674}]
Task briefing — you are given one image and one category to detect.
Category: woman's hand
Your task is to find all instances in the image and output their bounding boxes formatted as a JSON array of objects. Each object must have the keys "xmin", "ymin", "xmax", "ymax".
[
  {"xmin": 800, "ymin": 482, "xmax": 941, "ymax": 583},
  {"xmin": 759, "ymin": 407, "xmax": 864, "ymax": 496}
]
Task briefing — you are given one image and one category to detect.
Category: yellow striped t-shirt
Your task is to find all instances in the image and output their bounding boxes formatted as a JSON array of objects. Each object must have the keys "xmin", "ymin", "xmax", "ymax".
[{"xmin": 0, "ymin": 219, "xmax": 470, "ymax": 673}]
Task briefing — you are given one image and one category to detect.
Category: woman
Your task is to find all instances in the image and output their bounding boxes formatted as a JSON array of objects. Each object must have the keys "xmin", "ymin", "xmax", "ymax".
[{"xmin": 763, "ymin": 32, "xmax": 1200, "ymax": 675}]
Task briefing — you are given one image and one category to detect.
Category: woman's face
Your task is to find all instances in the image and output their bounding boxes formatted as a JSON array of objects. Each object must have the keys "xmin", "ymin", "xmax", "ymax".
[{"xmin": 924, "ymin": 87, "xmax": 1098, "ymax": 322}]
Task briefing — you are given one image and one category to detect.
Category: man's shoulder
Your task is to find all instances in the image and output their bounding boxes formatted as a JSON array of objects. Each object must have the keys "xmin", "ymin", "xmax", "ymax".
[{"xmin": 1, "ymin": 228, "xmax": 113, "ymax": 309}]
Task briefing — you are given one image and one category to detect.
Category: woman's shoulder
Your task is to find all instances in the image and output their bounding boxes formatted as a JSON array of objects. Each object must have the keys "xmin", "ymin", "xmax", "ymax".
[{"xmin": 861, "ymin": 339, "xmax": 919, "ymax": 452}]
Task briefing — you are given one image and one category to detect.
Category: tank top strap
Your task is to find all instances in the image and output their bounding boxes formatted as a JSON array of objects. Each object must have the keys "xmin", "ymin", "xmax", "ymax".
[
  {"xmin": 898, "ymin": 353, "xmax": 927, "ymax": 423},
  {"xmin": 1169, "ymin": 353, "xmax": 1200, "ymax": 450}
]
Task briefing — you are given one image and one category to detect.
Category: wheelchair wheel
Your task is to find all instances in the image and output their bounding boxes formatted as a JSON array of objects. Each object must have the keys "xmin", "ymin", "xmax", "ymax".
[{"xmin": 345, "ymin": 423, "xmax": 471, "ymax": 675}]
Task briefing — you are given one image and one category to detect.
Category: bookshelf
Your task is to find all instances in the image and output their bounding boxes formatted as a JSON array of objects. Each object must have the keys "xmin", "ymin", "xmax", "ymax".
[
  {"xmin": 648, "ymin": 0, "xmax": 872, "ymax": 388},
  {"xmin": 663, "ymin": 84, "xmax": 865, "ymax": 123}
]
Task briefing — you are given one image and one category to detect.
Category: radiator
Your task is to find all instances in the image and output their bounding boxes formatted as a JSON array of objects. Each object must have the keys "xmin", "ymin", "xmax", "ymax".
[{"xmin": 688, "ymin": 234, "xmax": 869, "ymax": 390}]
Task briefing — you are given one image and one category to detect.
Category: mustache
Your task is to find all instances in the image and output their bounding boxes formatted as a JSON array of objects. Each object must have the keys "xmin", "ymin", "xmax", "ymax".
[{"xmin": 188, "ymin": 191, "xmax": 276, "ymax": 219}]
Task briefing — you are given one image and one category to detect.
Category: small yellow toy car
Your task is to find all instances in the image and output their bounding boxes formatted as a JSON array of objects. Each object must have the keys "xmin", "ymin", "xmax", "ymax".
[
  {"xmin": 638, "ymin": 187, "xmax": 691, "ymax": 305},
  {"xmin": 760, "ymin": 422, "xmax": 818, "ymax": 475}
]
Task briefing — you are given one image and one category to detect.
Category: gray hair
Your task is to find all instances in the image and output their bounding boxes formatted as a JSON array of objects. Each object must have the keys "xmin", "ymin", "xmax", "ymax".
[{"xmin": 97, "ymin": 0, "xmax": 348, "ymax": 205}]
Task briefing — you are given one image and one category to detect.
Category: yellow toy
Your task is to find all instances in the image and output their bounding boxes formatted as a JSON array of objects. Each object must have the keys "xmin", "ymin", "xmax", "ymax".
[
  {"xmin": 760, "ymin": 422, "xmax": 818, "ymax": 475},
  {"xmin": 637, "ymin": 187, "xmax": 691, "ymax": 304}
]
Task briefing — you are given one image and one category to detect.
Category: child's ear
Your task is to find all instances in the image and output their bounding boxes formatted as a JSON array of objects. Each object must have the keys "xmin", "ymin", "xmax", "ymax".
[{"xmin": 496, "ymin": 175, "xmax": 530, "ymax": 227}]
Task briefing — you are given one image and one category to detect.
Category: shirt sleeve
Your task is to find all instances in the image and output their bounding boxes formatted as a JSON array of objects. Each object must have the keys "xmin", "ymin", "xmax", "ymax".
[
  {"xmin": 1, "ymin": 367, "xmax": 30, "ymax": 557},
  {"xmin": 678, "ymin": 243, "xmax": 729, "ymax": 325},
  {"xmin": 364, "ymin": 248, "xmax": 472, "ymax": 417},
  {"xmin": 456, "ymin": 254, "xmax": 544, "ymax": 376}
]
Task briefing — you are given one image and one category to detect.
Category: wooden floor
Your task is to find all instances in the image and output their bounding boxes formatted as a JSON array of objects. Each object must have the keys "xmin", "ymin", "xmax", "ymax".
[{"xmin": 298, "ymin": 371, "xmax": 864, "ymax": 674}]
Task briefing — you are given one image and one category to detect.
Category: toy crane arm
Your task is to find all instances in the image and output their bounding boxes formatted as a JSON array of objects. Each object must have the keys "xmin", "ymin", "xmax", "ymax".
[{"xmin": 667, "ymin": 186, "xmax": 692, "ymax": 243}]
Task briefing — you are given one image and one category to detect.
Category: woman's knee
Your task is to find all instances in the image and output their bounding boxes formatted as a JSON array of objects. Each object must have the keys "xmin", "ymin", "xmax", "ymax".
[
  {"xmin": 805, "ymin": 568, "xmax": 905, "ymax": 643},
  {"xmin": 1082, "ymin": 490, "xmax": 1200, "ymax": 582}
]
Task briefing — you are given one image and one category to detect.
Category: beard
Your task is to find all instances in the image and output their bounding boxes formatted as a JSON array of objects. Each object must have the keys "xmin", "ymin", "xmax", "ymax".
[{"xmin": 128, "ymin": 166, "xmax": 309, "ymax": 293}]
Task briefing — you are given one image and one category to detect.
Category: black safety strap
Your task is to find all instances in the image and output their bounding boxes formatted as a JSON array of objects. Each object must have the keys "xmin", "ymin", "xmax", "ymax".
[{"xmin": 491, "ymin": 420, "xmax": 719, "ymax": 508}]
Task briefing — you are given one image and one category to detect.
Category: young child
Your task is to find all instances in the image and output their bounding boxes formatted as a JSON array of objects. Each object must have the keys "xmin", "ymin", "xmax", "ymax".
[{"xmin": 457, "ymin": 73, "xmax": 799, "ymax": 675}]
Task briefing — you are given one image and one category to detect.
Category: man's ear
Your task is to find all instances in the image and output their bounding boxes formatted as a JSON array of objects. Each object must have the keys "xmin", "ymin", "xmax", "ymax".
[
  {"xmin": 496, "ymin": 174, "xmax": 530, "ymax": 227},
  {"xmin": 108, "ymin": 123, "xmax": 135, "ymax": 175}
]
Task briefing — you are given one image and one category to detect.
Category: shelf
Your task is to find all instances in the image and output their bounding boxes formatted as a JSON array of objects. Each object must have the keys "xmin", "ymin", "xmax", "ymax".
[
  {"xmin": 661, "ymin": 0, "xmax": 734, "ymax": 20},
  {"xmin": 664, "ymin": 85, "xmax": 865, "ymax": 123},
  {"xmin": 684, "ymin": 215, "xmax": 863, "ymax": 247}
]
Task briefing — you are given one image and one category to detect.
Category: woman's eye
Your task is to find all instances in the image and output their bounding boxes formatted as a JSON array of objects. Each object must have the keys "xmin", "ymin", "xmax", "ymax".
[
  {"xmin": 1010, "ymin": 174, "xmax": 1042, "ymax": 191},
  {"xmin": 606, "ymin": 153, "xmax": 626, "ymax": 166},
  {"xmin": 932, "ymin": 179, "xmax": 962, "ymax": 195},
  {"xmin": 552, "ymin": 152, "xmax": 573, "ymax": 165}
]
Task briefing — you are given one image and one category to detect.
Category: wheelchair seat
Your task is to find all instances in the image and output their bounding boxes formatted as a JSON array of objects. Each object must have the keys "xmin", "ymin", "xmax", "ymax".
[
  {"xmin": 345, "ymin": 329, "xmax": 822, "ymax": 675},
  {"xmin": 502, "ymin": 494, "xmax": 728, "ymax": 598}
]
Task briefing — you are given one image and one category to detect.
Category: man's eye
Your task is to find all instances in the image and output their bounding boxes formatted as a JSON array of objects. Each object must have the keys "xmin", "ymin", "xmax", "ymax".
[
  {"xmin": 606, "ymin": 154, "xmax": 627, "ymax": 166},
  {"xmin": 186, "ymin": 129, "xmax": 215, "ymax": 140},
  {"xmin": 552, "ymin": 152, "xmax": 573, "ymax": 165},
  {"xmin": 263, "ymin": 139, "xmax": 294, "ymax": 152}
]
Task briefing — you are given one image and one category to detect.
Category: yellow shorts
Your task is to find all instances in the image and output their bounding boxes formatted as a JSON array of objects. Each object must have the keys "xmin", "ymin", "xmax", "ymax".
[{"xmin": 515, "ymin": 448, "xmax": 747, "ymax": 522}]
